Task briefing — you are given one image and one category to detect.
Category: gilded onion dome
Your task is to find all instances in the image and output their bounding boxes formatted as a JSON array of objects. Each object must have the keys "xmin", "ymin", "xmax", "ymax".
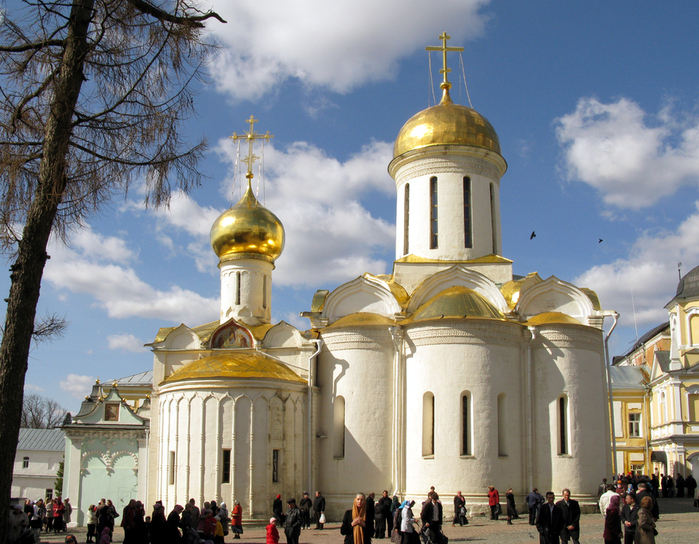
[
  {"xmin": 210, "ymin": 184, "xmax": 285, "ymax": 263},
  {"xmin": 393, "ymin": 89, "xmax": 502, "ymax": 158}
]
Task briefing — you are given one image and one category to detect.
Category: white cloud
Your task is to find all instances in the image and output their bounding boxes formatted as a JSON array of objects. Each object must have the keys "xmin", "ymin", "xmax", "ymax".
[
  {"xmin": 574, "ymin": 203, "xmax": 699, "ymax": 329},
  {"xmin": 215, "ymin": 139, "xmax": 396, "ymax": 287},
  {"xmin": 60, "ymin": 227, "xmax": 136, "ymax": 264},
  {"xmin": 206, "ymin": 0, "xmax": 490, "ymax": 100},
  {"xmin": 44, "ymin": 232, "xmax": 218, "ymax": 324},
  {"xmin": 107, "ymin": 334, "xmax": 147, "ymax": 353},
  {"xmin": 24, "ymin": 384, "xmax": 45, "ymax": 393},
  {"xmin": 556, "ymin": 97, "xmax": 699, "ymax": 209},
  {"xmin": 60, "ymin": 374, "xmax": 95, "ymax": 399}
]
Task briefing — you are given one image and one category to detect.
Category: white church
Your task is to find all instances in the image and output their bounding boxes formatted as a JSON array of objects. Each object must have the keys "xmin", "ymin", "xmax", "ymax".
[{"xmin": 62, "ymin": 34, "xmax": 614, "ymax": 525}]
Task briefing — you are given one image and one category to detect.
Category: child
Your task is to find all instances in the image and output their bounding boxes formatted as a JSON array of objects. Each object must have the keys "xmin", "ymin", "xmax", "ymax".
[
  {"xmin": 214, "ymin": 516, "xmax": 224, "ymax": 544},
  {"xmin": 266, "ymin": 517, "xmax": 279, "ymax": 544}
]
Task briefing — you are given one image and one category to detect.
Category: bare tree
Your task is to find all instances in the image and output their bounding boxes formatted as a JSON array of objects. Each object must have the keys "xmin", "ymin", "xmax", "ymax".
[
  {"xmin": 21, "ymin": 393, "xmax": 67, "ymax": 429},
  {"xmin": 0, "ymin": 1, "xmax": 225, "ymax": 540}
]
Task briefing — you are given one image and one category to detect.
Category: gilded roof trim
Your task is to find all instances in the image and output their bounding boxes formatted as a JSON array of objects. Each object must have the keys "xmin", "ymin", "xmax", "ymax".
[
  {"xmin": 394, "ymin": 254, "xmax": 512, "ymax": 264},
  {"xmin": 324, "ymin": 312, "xmax": 397, "ymax": 329},
  {"xmin": 162, "ymin": 351, "xmax": 305, "ymax": 385}
]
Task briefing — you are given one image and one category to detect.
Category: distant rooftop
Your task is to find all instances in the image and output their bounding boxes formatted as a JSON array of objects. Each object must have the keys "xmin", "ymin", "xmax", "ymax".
[
  {"xmin": 114, "ymin": 370, "xmax": 152, "ymax": 386},
  {"xmin": 609, "ymin": 366, "xmax": 647, "ymax": 389},
  {"xmin": 17, "ymin": 428, "xmax": 65, "ymax": 452}
]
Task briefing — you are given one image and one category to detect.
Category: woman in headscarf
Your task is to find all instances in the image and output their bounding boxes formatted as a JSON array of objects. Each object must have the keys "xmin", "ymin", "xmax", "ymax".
[
  {"xmin": 635, "ymin": 496, "xmax": 656, "ymax": 544},
  {"xmin": 341, "ymin": 493, "xmax": 374, "ymax": 544},
  {"xmin": 603, "ymin": 494, "xmax": 623, "ymax": 544},
  {"xmin": 400, "ymin": 500, "xmax": 418, "ymax": 544}
]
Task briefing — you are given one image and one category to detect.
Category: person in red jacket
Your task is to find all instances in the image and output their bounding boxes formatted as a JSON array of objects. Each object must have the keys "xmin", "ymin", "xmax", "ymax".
[
  {"xmin": 267, "ymin": 517, "xmax": 280, "ymax": 544},
  {"xmin": 488, "ymin": 486, "xmax": 500, "ymax": 520}
]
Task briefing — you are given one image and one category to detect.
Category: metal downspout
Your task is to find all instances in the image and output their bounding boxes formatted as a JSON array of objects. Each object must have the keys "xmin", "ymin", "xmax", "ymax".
[{"xmin": 308, "ymin": 339, "xmax": 323, "ymax": 495}]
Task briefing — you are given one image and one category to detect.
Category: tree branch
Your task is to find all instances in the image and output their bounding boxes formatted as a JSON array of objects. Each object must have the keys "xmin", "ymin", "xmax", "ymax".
[
  {"xmin": 0, "ymin": 39, "xmax": 65, "ymax": 53},
  {"xmin": 125, "ymin": 0, "xmax": 227, "ymax": 27}
]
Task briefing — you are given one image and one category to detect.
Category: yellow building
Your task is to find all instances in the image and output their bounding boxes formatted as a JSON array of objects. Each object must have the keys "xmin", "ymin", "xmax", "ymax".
[
  {"xmin": 609, "ymin": 365, "xmax": 651, "ymax": 475},
  {"xmin": 614, "ymin": 265, "xmax": 699, "ymax": 479}
]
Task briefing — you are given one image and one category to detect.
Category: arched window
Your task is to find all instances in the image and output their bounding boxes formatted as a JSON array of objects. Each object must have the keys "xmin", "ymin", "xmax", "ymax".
[
  {"xmin": 235, "ymin": 272, "xmax": 241, "ymax": 305},
  {"xmin": 423, "ymin": 392, "xmax": 435, "ymax": 457},
  {"xmin": 430, "ymin": 177, "xmax": 438, "ymax": 249},
  {"xmin": 498, "ymin": 393, "xmax": 507, "ymax": 456},
  {"xmin": 333, "ymin": 396, "xmax": 345, "ymax": 459},
  {"xmin": 404, "ymin": 183, "xmax": 410, "ymax": 255},
  {"xmin": 262, "ymin": 275, "xmax": 267, "ymax": 309},
  {"xmin": 461, "ymin": 392, "xmax": 471, "ymax": 456},
  {"xmin": 558, "ymin": 395, "xmax": 568, "ymax": 455},
  {"xmin": 463, "ymin": 177, "xmax": 472, "ymax": 248}
]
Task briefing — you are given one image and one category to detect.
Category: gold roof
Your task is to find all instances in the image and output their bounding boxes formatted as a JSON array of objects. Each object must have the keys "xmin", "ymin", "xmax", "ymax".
[
  {"xmin": 404, "ymin": 285, "xmax": 505, "ymax": 324},
  {"xmin": 393, "ymin": 90, "xmax": 502, "ymax": 158},
  {"xmin": 152, "ymin": 320, "xmax": 220, "ymax": 345},
  {"xmin": 581, "ymin": 288, "xmax": 602, "ymax": 311},
  {"xmin": 525, "ymin": 312, "xmax": 583, "ymax": 326},
  {"xmin": 210, "ymin": 184, "xmax": 285, "ymax": 263},
  {"xmin": 162, "ymin": 351, "xmax": 305, "ymax": 384},
  {"xmin": 325, "ymin": 312, "xmax": 397, "ymax": 329},
  {"xmin": 365, "ymin": 273, "xmax": 410, "ymax": 308}
]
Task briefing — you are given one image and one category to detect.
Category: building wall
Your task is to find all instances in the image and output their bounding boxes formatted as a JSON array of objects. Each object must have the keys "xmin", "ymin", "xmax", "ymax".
[{"xmin": 11, "ymin": 448, "xmax": 62, "ymax": 501}]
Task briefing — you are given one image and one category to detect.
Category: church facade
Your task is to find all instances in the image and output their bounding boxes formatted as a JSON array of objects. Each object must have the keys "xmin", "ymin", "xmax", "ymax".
[{"xmin": 63, "ymin": 35, "xmax": 614, "ymax": 523}]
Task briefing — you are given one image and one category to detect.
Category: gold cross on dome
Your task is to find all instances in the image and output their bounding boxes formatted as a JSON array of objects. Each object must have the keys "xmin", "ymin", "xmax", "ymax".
[
  {"xmin": 230, "ymin": 115, "xmax": 274, "ymax": 181},
  {"xmin": 426, "ymin": 32, "xmax": 464, "ymax": 90}
]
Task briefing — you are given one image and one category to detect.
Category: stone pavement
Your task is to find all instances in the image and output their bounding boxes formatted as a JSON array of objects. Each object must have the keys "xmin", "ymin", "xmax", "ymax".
[{"xmin": 37, "ymin": 498, "xmax": 698, "ymax": 544}]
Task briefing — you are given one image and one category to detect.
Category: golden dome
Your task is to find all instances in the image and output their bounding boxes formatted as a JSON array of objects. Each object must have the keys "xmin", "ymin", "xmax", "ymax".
[
  {"xmin": 405, "ymin": 285, "xmax": 505, "ymax": 323},
  {"xmin": 525, "ymin": 312, "xmax": 583, "ymax": 326},
  {"xmin": 325, "ymin": 312, "xmax": 397, "ymax": 329},
  {"xmin": 393, "ymin": 91, "xmax": 501, "ymax": 158},
  {"xmin": 162, "ymin": 351, "xmax": 305, "ymax": 384},
  {"xmin": 211, "ymin": 184, "xmax": 285, "ymax": 263}
]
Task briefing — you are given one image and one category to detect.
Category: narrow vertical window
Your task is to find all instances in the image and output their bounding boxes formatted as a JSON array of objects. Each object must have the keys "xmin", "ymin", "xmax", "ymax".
[
  {"xmin": 333, "ymin": 396, "xmax": 345, "ymax": 459},
  {"xmin": 169, "ymin": 451, "xmax": 176, "ymax": 485},
  {"xmin": 461, "ymin": 393, "xmax": 471, "ymax": 456},
  {"xmin": 22, "ymin": 457, "xmax": 29, "ymax": 469},
  {"xmin": 422, "ymin": 392, "xmax": 435, "ymax": 457},
  {"xmin": 430, "ymin": 177, "xmax": 438, "ymax": 249},
  {"xmin": 236, "ymin": 272, "xmax": 241, "ymax": 305},
  {"xmin": 498, "ymin": 393, "xmax": 507, "ymax": 456},
  {"xmin": 262, "ymin": 275, "xmax": 267, "ymax": 309},
  {"xmin": 490, "ymin": 183, "xmax": 497, "ymax": 254},
  {"xmin": 628, "ymin": 413, "xmax": 641, "ymax": 437},
  {"xmin": 559, "ymin": 396, "xmax": 568, "ymax": 455},
  {"xmin": 272, "ymin": 449, "xmax": 279, "ymax": 482},
  {"xmin": 222, "ymin": 449, "xmax": 231, "ymax": 483},
  {"xmin": 45, "ymin": 489, "xmax": 53, "ymax": 501},
  {"xmin": 403, "ymin": 183, "xmax": 410, "ymax": 255},
  {"xmin": 463, "ymin": 177, "xmax": 472, "ymax": 248}
]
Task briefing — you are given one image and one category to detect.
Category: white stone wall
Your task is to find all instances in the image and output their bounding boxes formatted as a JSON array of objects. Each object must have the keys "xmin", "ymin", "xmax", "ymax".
[
  {"xmin": 157, "ymin": 383, "xmax": 306, "ymax": 519},
  {"xmin": 403, "ymin": 321, "xmax": 522, "ymax": 511},
  {"xmin": 392, "ymin": 151, "xmax": 505, "ymax": 262},
  {"xmin": 316, "ymin": 327, "xmax": 394, "ymax": 519},
  {"xmin": 12, "ymin": 449, "xmax": 62, "ymax": 501},
  {"xmin": 530, "ymin": 326, "xmax": 610, "ymax": 499},
  {"xmin": 219, "ymin": 259, "xmax": 274, "ymax": 326}
]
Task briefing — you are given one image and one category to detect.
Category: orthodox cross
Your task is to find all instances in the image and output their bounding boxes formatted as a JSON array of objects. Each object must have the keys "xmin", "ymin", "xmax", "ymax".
[
  {"xmin": 426, "ymin": 32, "xmax": 464, "ymax": 90},
  {"xmin": 230, "ymin": 115, "xmax": 274, "ymax": 183}
]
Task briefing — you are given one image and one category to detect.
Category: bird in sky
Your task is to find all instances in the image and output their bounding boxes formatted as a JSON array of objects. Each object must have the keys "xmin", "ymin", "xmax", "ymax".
[
  {"xmin": 530, "ymin": 231, "xmax": 536, "ymax": 240},
  {"xmin": 599, "ymin": 238, "xmax": 603, "ymax": 243}
]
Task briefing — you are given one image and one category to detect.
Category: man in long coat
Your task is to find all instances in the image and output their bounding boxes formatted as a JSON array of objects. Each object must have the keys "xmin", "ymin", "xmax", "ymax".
[
  {"xmin": 536, "ymin": 492, "xmax": 564, "ymax": 544},
  {"xmin": 555, "ymin": 489, "xmax": 580, "ymax": 544}
]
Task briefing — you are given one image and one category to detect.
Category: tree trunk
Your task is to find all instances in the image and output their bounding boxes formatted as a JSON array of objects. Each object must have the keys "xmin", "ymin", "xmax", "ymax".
[{"xmin": 0, "ymin": 0, "xmax": 94, "ymax": 541}]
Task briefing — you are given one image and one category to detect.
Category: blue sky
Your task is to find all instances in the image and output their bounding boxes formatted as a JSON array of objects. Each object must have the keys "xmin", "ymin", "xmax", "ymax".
[{"xmin": 5, "ymin": 0, "xmax": 699, "ymax": 412}]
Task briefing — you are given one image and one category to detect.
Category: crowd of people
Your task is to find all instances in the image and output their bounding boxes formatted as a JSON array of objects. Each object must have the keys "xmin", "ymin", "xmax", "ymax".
[
  {"xmin": 10, "ymin": 472, "xmax": 699, "ymax": 544},
  {"xmin": 9, "ymin": 497, "xmax": 74, "ymax": 542}
]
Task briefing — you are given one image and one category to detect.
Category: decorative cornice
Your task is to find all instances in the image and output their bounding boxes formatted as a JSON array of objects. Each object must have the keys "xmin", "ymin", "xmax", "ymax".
[
  {"xmin": 321, "ymin": 328, "xmax": 393, "ymax": 351},
  {"xmin": 395, "ymin": 156, "xmax": 501, "ymax": 184},
  {"xmin": 406, "ymin": 321, "xmax": 521, "ymax": 348},
  {"xmin": 533, "ymin": 328, "xmax": 604, "ymax": 353}
]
